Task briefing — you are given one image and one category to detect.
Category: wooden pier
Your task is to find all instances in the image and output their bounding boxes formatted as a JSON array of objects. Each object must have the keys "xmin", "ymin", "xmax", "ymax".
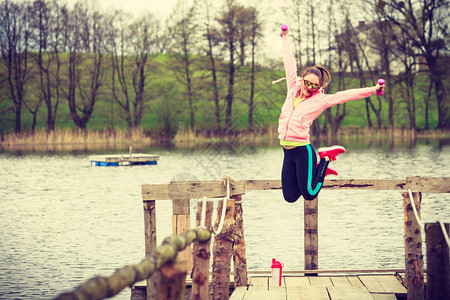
[
  {"xmin": 132, "ymin": 271, "xmax": 409, "ymax": 300},
  {"xmin": 233, "ymin": 273, "xmax": 408, "ymax": 300},
  {"xmin": 89, "ymin": 153, "xmax": 159, "ymax": 166},
  {"xmin": 137, "ymin": 176, "xmax": 449, "ymax": 300},
  {"xmin": 53, "ymin": 176, "xmax": 449, "ymax": 300}
]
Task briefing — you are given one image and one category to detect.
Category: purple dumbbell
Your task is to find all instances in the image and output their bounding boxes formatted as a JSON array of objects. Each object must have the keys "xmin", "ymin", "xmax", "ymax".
[
  {"xmin": 377, "ymin": 79, "xmax": 385, "ymax": 95},
  {"xmin": 280, "ymin": 24, "xmax": 288, "ymax": 37}
]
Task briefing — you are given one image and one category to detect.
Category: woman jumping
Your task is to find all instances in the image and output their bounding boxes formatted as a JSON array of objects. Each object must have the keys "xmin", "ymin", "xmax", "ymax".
[{"xmin": 277, "ymin": 26, "xmax": 385, "ymax": 202}]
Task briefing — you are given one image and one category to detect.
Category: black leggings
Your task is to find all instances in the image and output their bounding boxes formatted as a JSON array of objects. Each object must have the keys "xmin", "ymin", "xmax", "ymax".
[{"xmin": 281, "ymin": 144, "xmax": 329, "ymax": 202}]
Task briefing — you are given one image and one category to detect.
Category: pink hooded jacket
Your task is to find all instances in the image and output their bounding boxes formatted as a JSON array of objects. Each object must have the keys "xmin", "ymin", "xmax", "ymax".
[{"xmin": 278, "ymin": 37, "xmax": 377, "ymax": 144}]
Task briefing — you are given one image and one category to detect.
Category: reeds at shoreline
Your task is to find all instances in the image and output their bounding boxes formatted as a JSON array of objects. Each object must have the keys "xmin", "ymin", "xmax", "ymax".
[
  {"xmin": 1, "ymin": 126, "xmax": 449, "ymax": 151},
  {"xmin": 0, "ymin": 128, "xmax": 152, "ymax": 151}
]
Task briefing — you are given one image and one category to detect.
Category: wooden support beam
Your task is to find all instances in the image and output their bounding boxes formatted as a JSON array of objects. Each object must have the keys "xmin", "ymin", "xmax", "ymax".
[
  {"xmin": 153, "ymin": 256, "xmax": 188, "ymax": 300},
  {"xmin": 172, "ymin": 199, "xmax": 192, "ymax": 271},
  {"xmin": 425, "ymin": 222, "xmax": 450, "ymax": 300},
  {"xmin": 142, "ymin": 181, "xmax": 246, "ymax": 201},
  {"xmin": 191, "ymin": 200, "xmax": 213, "ymax": 300},
  {"xmin": 233, "ymin": 195, "xmax": 248, "ymax": 287},
  {"xmin": 244, "ymin": 179, "xmax": 407, "ymax": 191},
  {"xmin": 143, "ymin": 200, "xmax": 157, "ymax": 300},
  {"xmin": 211, "ymin": 199, "xmax": 235, "ymax": 300},
  {"xmin": 407, "ymin": 176, "xmax": 450, "ymax": 193},
  {"xmin": 402, "ymin": 191, "xmax": 424, "ymax": 300},
  {"xmin": 304, "ymin": 197, "xmax": 318, "ymax": 275}
]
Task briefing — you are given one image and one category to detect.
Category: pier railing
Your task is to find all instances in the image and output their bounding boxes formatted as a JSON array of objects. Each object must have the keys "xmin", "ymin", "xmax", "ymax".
[
  {"xmin": 54, "ymin": 176, "xmax": 449, "ymax": 300},
  {"xmin": 141, "ymin": 176, "xmax": 449, "ymax": 300}
]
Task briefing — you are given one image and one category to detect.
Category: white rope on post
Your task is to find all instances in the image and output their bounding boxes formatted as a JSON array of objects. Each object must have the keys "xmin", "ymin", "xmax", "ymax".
[
  {"xmin": 438, "ymin": 221, "xmax": 450, "ymax": 249},
  {"xmin": 408, "ymin": 188, "xmax": 422, "ymax": 230},
  {"xmin": 197, "ymin": 196, "xmax": 207, "ymax": 229},
  {"xmin": 211, "ymin": 178, "xmax": 229, "ymax": 235}
]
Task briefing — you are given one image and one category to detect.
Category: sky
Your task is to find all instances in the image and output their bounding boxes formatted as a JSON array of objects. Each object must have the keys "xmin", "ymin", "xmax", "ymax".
[
  {"xmin": 69, "ymin": 0, "xmax": 179, "ymax": 19},
  {"xmin": 64, "ymin": 0, "xmax": 284, "ymax": 61}
]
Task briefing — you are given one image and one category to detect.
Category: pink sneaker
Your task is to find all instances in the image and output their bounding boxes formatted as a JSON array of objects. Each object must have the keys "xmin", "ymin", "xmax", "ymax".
[
  {"xmin": 317, "ymin": 164, "xmax": 338, "ymax": 176},
  {"xmin": 318, "ymin": 145, "xmax": 346, "ymax": 161},
  {"xmin": 325, "ymin": 166, "xmax": 338, "ymax": 176}
]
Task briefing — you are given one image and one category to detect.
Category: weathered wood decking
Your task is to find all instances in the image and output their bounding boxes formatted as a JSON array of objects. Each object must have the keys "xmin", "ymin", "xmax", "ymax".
[{"xmin": 231, "ymin": 274, "xmax": 407, "ymax": 300}]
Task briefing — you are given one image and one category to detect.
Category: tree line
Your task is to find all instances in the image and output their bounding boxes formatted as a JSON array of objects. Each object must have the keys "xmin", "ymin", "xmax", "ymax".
[{"xmin": 0, "ymin": 0, "xmax": 448, "ymax": 137}]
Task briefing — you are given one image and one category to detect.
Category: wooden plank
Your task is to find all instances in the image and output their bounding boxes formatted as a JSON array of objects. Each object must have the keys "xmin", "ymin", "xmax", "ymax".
[
  {"xmin": 286, "ymin": 286, "xmax": 329, "ymax": 300},
  {"xmin": 330, "ymin": 276, "xmax": 352, "ymax": 287},
  {"xmin": 407, "ymin": 176, "xmax": 450, "ymax": 193},
  {"xmin": 346, "ymin": 276, "xmax": 367, "ymax": 289},
  {"xmin": 244, "ymin": 287, "xmax": 286, "ymax": 300},
  {"xmin": 403, "ymin": 191, "xmax": 425, "ymax": 300},
  {"xmin": 173, "ymin": 199, "xmax": 190, "ymax": 215},
  {"xmin": 327, "ymin": 286, "xmax": 373, "ymax": 300},
  {"xmin": 142, "ymin": 177, "xmax": 449, "ymax": 200},
  {"xmin": 285, "ymin": 276, "xmax": 311, "ymax": 287},
  {"xmin": 142, "ymin": 181, "xmax": 246, "ymax": 200},
  {"xmin": 142, "ymin": 200, "xmax": 156, "ymax": 300},
  {"xmin": 172, "ymin": 214, "xmax": 192, "ymax": 269},
  {"xmin": 374, "ymin": 275, "xmax": 407, "ymax": 294},
  {"xmin": 249, "ymin": 269, "xmax": 406, "ymax": 275},
  {"xmin": 249, "ymin": 276, "xmax": 268, "ymax": 288},
  {"xmin": 371, "ymin": 294, "xmax": 397, "ymax": 300},
  {"xmin": 230, "ymin": 286, "xmax": 247, "ymax": 300},
  {"xmin": 244, "ymin": 179, "xmax": 407, "ymax": 191},
  {"xmin": 304, "ymin": 197, "xmax": 318, "ymax": 273},
  {"xmin": 309, "ymin": 276, "xmax": 333, "ymax": 287},
  {"xmin": 358, "ymin": 275, "xmax": 386, "ymax": 293}
]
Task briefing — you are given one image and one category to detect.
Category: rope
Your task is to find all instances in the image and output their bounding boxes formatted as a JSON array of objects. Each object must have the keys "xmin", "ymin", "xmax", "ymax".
[
  {"xmin": 54, "ymin": 228, "xmax": 211, "ymax": 300},
  {"xmin": 211, "ymin": 176, "xmax": 230, "ymax": 235},
  {"xmin": 408, "ymin": 189, "xmax": 422, "ymax": 230},
  {"xmin": 272, "ymin": 77, "xmax": 286, "ymax": 85},
  {"xmin": 438, "ymin": 221, "xmax": 450, "ymax": 249},
  {"xmin": 197, "ymin": 175, "xmax": 241, "ymax": 235},
  {"xmin": 200, "ymin": 196, "xmax": 207, "ymax": 228}
]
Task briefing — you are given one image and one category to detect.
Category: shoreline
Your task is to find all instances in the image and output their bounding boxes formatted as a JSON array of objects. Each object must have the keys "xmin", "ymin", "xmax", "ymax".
[{"xmin": 1, "ymin": 128, "xmax": 449, "ymax": 153}]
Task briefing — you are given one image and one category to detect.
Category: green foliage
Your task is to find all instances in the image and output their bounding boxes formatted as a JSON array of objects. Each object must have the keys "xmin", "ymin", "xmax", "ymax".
[{"xmin": 0, "ymin": 52, "xmax": 445, "ymax": 137}]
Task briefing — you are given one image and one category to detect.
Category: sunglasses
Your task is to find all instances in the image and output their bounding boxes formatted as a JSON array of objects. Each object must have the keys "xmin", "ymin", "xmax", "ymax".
[{"xmin": 304, "ymin": 79, "xmax": 320, "ymax": 89}]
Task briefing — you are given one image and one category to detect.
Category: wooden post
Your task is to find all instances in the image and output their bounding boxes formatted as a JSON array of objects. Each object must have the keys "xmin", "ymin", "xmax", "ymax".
[
  {"xmin": 172, "ymin": 199, "xmax": 192, "ymax": 270},
  {"xmin": 304, "ymin": 196, "xmax": 318, "ymax": 276},
  {"xmin": 211, "ymin": 199, "xmax": 235, "ymax": 300},
  {"xmin": 154, "ymin": 255, "xmax": 188, "ymax": 300},
  {"xmin": 232, "ymin": 195, "xmax": 248, "ymax": 287},
  {"xmin": 425, "ymin": 222, "xmax": 450, "ymax": 300},
  {"xmin": 143, "ymin": 200, "xmax": 157, "ymax": 300},
  {"xmin": 402, "ymin": 191, "xmax": 424, "ymax": 300},
  {"xmin": 191, "ymin": 200, "xmax": 213, "ymax": 300}
]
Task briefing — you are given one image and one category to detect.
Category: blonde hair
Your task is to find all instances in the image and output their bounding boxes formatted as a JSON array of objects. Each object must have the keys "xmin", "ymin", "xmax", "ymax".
[{"xmin": 302, "ymin": 65, "xmax": 331, "ymax": 88}]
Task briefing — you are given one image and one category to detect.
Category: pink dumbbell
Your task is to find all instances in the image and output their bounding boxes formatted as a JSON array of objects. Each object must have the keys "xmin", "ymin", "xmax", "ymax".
[
  {"xmin": 280, "ymin": 24, "xmax": 288, "ymax": 37},
  {"xmin": 377, "ymin": 79, "xmax": 385, "ymax": 95}
]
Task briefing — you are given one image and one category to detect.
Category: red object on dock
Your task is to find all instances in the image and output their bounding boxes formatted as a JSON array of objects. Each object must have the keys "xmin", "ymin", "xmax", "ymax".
[{"xmin": 271, "ymin": 259, "xmax": 283, "ymax": 287}]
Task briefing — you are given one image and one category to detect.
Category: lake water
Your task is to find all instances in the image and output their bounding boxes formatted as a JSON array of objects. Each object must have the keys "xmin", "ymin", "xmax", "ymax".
[{"xmin": 0, "ymin": 138, "xmax": 449, "ymax": 299}]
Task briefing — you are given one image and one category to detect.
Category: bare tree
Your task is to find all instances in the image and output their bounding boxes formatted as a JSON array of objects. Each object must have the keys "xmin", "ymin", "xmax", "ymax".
[
  {"xmin": 381, "ymin": 0, "xmax": 449, "ymax": 129},
  {"xmin": 0, "ymin": 0, "xmax": 31, "ymax": 133},
  {"xmin": 166, "ymin": 0, "xmax": 198, "ymax": 129},
  {"xmin": 200, "ymin": 0, "xmax": 222, "ymax": 133},
  {"xmin": 391, "ymin": 27, "xmax": 417, "ymax": 131},
  {"xmin": 217, "ymin": 0, "xmax": 255, "ymax": 132},
  {"xmin": 109, "ymin": 11, "xmax": 161, "ymax": 129},
  {"xmin": 246, "ymin": 6, "xmax": 262, "ymax": 131},
  {"xmin": 108, "ymin": 10, "xmax": 133, "ymax": 128},
  {"xmin": 128, "ymin": 12, "xmax": 161, "ymax": 128},
  {"xmin": 29, "ymin": 0, "xmax": 64, "ymax": 132}
]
